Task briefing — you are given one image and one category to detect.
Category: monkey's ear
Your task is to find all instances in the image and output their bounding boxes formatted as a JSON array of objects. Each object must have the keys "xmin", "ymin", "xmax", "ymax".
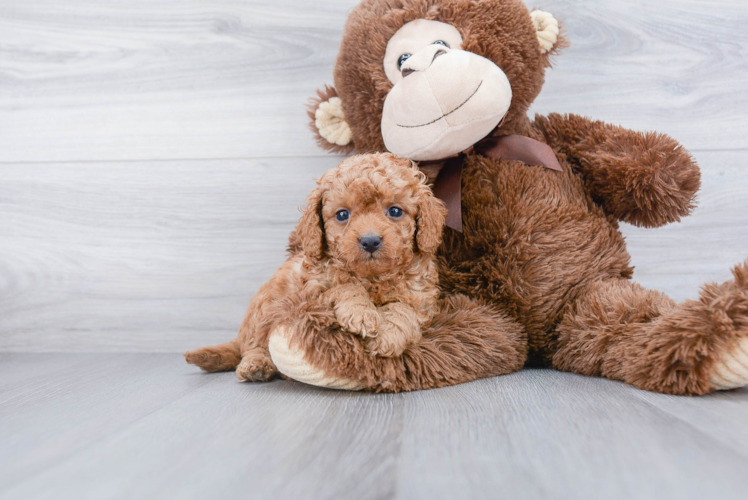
[
  {"xmin": 307, "ymin": 85, "xmax": 355, "ymax": 155},
  {"xmin": 296, "ymin": 185, "xmax": 326, "ymax": 260},
  {"xmin": 530, "ymin": 10, "xmax": 565, "ymax": 56}
]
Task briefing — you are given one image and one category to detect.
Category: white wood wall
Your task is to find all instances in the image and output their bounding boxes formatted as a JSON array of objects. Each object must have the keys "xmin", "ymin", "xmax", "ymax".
[{"xmin": 1, "ymin": 0, "xmax": 747, "ymax": 352}]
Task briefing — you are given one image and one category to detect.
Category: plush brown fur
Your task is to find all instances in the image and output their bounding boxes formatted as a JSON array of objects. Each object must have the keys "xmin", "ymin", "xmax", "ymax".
[
  {"xmin": 278, "ymin": 293, "xmax": 527, "ymax": 392},
  {"xmin": 293, "ymin": 0, "xmax": 748, "ymax": 395},
  {"xmin": 552, "ymin": 262, "xmax": 748, "ymax": 395},
  {"xmin": 186, "ymin": 153, "xmax": 456, "ymax": 378}
]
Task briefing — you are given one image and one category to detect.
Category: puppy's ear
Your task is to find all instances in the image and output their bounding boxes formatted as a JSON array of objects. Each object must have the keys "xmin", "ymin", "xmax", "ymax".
[
  {"xmin": 415, "ymin": 185, "xmax": 448, "ymax": 255},
  {"xmin": 308, "ymin": 85, "xmax": 356, "ymax": 155},
  {"xmin": 296, "ymin": 185, "xmax": 326, "ymax": 259}
]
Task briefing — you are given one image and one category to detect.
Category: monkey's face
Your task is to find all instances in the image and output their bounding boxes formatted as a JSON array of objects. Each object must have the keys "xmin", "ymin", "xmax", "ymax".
[
  {"xmin": 381, "ymin": 19, "xmax": 512, "ymax": 161},
  {"xmin": 309, "ymin": 0, "xmax": 565, "ymax": 161}
]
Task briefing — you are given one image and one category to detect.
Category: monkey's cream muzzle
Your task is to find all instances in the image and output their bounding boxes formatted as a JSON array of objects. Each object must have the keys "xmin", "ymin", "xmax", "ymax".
[{"xmin": 381, "ymin": 19, "xmax": 512, "ymax": 161}]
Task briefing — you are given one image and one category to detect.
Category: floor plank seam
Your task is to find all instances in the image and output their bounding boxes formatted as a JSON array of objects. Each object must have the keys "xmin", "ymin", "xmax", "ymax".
[
  {"xmin": 0, "ymin": 353, "xmax": 127, "ymax": 407},
  {"xmin": 0, "ymin": 370, "xmax": 217, "ymax": 496},
  {"xmin": 0, "ymin": 150, "xmax": 744, "ymax": 167},
  {"xmin": 0, "ymin": 153, "xmax": 348, "ymax": 166},
  {"xmin": 629, "ymin": 391, "xmax": 748, "ymax": 461}
]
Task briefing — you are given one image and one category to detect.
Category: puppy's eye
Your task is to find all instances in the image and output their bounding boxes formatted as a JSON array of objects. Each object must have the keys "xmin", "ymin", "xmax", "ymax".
[
  {"xmin": 433, "ymin": 40, "xmax": 449, "ymax": 48},
  {"xmin": 335, "ymin": 210, "xmax": 350, "ymax": 222},
  {"xmin": 397, "ymin": 53, "xmax": 411, "ymax": 69},
  {"xmin": 387, "ymin": 206, "xmax": 404, "ymax": 219}
]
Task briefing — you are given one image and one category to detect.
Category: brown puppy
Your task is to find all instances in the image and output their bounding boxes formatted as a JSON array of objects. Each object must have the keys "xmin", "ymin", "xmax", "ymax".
[{"xmin": 185, "ymin": 153, "xmax": 447, "ymax": 381}]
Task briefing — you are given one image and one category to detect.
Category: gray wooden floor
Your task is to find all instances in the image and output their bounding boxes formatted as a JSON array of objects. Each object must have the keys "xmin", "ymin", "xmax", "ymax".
[
  {"xmin": 2, "ymin": 0, "xmax": 748, "ymax": 498},
  {"xmin": 0, "ymin": 354, "xmax": 746, "ymax": 500}
]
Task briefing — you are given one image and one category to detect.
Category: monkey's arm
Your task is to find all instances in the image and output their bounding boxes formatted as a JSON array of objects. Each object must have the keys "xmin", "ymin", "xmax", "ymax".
[{"xmin": 533, "ymin": 113, "xmax": 701, "ymax": 228}]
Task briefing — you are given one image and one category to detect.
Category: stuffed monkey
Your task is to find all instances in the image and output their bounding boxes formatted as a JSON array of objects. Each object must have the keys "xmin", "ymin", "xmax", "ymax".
[{"xmin": 200, "ymin": 0, "xmax": 748, "ymax": 395}]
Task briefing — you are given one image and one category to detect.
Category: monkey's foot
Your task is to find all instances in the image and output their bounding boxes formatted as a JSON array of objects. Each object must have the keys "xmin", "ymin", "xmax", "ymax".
[
  {"xmin": 711, "ymin": 337, "xmax": 748, "ymax": 390},
  {"xmin": 267, "ymin": 326, "xmax": 364, "ymax": 391}
]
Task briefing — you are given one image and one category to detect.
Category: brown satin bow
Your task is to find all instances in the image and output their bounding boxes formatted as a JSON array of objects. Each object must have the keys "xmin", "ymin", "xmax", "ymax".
[{"xmin": 424, "ymin": 134, "xmax": 563, "ymax": 232}]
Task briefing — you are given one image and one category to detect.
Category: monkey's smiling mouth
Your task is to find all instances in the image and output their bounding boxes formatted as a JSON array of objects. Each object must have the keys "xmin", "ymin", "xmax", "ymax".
[{"xmin": 396, "ymin": 80, "xmax": 483, "ymax": 128}]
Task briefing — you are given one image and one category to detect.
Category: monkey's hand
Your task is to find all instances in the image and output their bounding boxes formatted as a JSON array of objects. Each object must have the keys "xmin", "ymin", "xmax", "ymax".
[{"xmin": 534, "ymin": 112, "xmax": 700, "ymax": 228}]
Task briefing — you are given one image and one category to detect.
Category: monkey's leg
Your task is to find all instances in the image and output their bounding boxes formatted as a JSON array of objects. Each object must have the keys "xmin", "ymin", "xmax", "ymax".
[
  {"xmin": 268, "ymin": 294, "xmax": 528, "ymax": 392},
  {"xmin": 552, "ymin": 260, "xmax": 748, "ymax": 395}
]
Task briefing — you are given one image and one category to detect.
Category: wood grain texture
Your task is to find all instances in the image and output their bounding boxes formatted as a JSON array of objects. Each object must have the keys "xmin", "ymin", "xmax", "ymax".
[
  {"xmin": 528, "ymin": 0, "xmax": 748, "ymax": 152},
  {"xmin": 0, "ymin": 0, "xmax": 747, "ymax": 353},
  {"xmin": 0, "ymin": 0, "xmax": 359, "ymax": 162},
  {"xmin": 0, "ymin": 353, "xmax": 212, "ymax": 494},
  {"xmin": 0, "ymin": 156, "xmax": 340, "ymax": 351},
  {"xmin": 0, "ymin": 354, "xmax": 747, "ymax": 500},
  {"xmin": 0, "ymin": 0, "xmax": 746, "ymax": 163},
  {"xmin": 1, "ymin": 151, "xmax": 746, "ymax": 352}
]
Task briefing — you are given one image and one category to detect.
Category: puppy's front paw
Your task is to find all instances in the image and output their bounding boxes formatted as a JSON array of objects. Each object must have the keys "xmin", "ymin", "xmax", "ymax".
[
  {"xmin": 236, "ymin": 351, "xmax": 277, "ymax": 382},
  {"xmin": 336, "ymin": 305, "xmax": 380, "ymax": 338},
  {"xmin": 363, "ymin": 320, "xmax": 412, "ymax": 357}
]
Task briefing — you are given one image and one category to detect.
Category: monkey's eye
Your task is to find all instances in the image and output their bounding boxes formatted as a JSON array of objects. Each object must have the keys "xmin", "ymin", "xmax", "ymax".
[
  {"xmin": 397, "ymin": 53, "xmax": 411, "ymax": 69},
  {"xmin": 335, "ymin": 210, "xmax": 350, "ymax": 222},
  {"xmin": 387, "ymin": 206, "xmax": 404, "ymax": 219},
  {"xmin": 433, "ymin": 40, "xmax": 449, "ymax": 48}
]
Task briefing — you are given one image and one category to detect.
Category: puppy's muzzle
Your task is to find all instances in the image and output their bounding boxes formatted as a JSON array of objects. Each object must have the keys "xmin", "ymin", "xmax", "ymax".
[{"xmin": 359, "ymin": 234, "xmax": 382, "ymax": 254}]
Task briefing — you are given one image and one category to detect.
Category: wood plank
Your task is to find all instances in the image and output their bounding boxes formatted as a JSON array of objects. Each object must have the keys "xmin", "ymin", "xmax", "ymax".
[
  {"xmin": 0, "ymin": 156, "xmax": 340, "ymax": 352},
  {"xmin": 395, "ymin": 370, "xmax": 748, "ymax": 499},
  {"xmin": 0, "ymin": 352, "xmax": 112, "ymax": 396},
  {"xmin": 528, "ymin": 0, "xmax": 748, "ymax": 152},
  {"xmin": 631, "ymin": 385, "xmax": 748, "ymax": 456},
  {"xmin": 1, "ymin": 355, "xmax": 747, "ymax": 500},
  {"xmin": 0, "ymin": 0, "xmax": 746, "ymax": 162},
  {"xmin": 0, "ymin": 354, "xmax": 212, "ymax": 494},
  {"xmin": 1, "ymin": 150, "xmax": 746, "ymax": 352},
  {"xmin": 0, "ymin": 0, "xmax": 359, "ymax": 162},
  {"xmin": 0, "ymin": 354, "xmax": 400, "ymax": 500}
]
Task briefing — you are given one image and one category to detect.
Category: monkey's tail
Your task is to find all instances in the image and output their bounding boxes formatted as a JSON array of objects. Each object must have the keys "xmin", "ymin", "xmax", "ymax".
[{"xmin": 184, "ymin": 339, "xmax": 242, "ymax": 372}]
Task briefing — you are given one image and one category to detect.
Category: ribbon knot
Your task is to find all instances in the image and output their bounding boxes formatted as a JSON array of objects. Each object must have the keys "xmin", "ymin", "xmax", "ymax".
[{"xmin": 426, "ymin": 134, "xmax": 562, "ymax": 232}]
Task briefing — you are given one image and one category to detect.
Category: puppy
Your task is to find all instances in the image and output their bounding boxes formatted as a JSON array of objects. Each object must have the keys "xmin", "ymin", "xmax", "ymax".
[{"xmin": 185, "ymin": 153, "xmax": 448, "ymax": 382}]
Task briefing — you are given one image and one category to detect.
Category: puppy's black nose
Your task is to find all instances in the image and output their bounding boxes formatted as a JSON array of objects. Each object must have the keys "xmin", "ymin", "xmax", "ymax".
[{"xmin": 359, "ymin": 234, "xmax": 382, "ymax": 254}]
